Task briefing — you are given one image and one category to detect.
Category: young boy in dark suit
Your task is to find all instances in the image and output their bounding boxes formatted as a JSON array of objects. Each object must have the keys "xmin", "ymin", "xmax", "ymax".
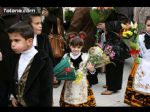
[{"xmin": 8, "ymin": 21, "xmax": 53, "ymax": 107}]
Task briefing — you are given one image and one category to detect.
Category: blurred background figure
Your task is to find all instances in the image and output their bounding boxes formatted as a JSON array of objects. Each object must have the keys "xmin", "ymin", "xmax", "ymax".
[
  {"xmin": 42, "ymin": 7, "xmax": 64, "ymax": 88},
  {"xmin": 68, "ymin": 7, "xmax": 97, "ymax": 52},
  {"xmin": 134, "ymin": 7, "xmax": 150, "ymax": 33}
]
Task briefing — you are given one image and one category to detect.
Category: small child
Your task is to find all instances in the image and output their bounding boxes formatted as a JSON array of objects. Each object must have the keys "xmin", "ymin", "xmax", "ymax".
[
  {"xmin": 59, "ymin": 32, "xmax": 97, "ymax": 107},
  {"xmin": 8, "ymin": 21, "xmax": 53, "ymax": 107}
]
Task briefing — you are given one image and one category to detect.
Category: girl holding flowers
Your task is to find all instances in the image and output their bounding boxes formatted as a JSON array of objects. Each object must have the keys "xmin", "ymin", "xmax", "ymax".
[
  {"xmin": 124, "ymin": 16, "xmax": 150, "ymax": 106},
  {"xmin": 59, "ymin": 32, "xmax": 97, "ymax": 107}
]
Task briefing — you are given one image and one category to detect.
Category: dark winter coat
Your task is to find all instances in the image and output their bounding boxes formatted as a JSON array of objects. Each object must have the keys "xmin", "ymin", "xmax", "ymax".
[{"xmin": 10, "ymin": 49, "xmax": 53, "ymax": 106}]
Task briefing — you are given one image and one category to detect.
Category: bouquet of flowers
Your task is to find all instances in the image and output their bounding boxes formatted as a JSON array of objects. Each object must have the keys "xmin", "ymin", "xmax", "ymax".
[
  {"xmin": 53, "ymin": 56, "xmax": 76, "ymax": 80},
  {"xmin": 90, "ymin": 7, "xmax": 115, "ymax": 25},
  {"xmin": 120, "ymin": 21, "xmax": 141, "ymax": 63},
  {"xmin": 74, "ymin": 46, "xmax": 111, "ymax": 84},
  {"xmin": 96, "ymin": 43, "xmax": 116, "ymax": 60},
  {"xmin": 87, "ymin": 46, "xmax": 111, "ymax": 68},
  {"xmin": 103, "ymin": 45, "xmax": 116, "ymax": 60}
]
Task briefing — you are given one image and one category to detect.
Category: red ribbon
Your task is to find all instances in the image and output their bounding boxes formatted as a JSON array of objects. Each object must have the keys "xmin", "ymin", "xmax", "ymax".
[
  {"xmin": 129, "ymin": 49, "xmax": 140, "ymax": 55},
  {"xmin": 79, "ymin": 34, "xmax": 86, "ymax": 39}
]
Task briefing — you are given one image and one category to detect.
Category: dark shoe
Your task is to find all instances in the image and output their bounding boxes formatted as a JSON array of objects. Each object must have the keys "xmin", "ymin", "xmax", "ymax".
[
  {"xmin": 102, "ymin": 85, "xmax": 108, "ymax": 88},
  {"xmin": 101, "ymin": 90, "xmax": 114, "ymax": 95}
]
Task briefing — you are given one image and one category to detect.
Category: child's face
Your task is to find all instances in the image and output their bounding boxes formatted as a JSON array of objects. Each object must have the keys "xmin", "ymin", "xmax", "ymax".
[
  {"xmin": 146, "ymin": 20, "xmax": 150, "ymax": 33},
  {"xmin": 9, "ymin": 32, "xmax": 33, "ymax": 54},
  {"xmin": 69, "ymin": 45, "xmax": 83, "ymax": 56},
  {"xmin": 31, "ymin": 16, "xmax": 42, "ymax": 35}
]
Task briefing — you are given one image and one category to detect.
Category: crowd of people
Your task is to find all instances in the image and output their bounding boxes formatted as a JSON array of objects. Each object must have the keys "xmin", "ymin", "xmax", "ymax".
[{"xmin": 0, "ymin": 7, "xmax": 150, "ymax": 107}]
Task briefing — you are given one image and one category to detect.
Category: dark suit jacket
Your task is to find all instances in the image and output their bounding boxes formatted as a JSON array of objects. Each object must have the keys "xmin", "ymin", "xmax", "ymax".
[
  {"xmin": 105, "ymin": 7, "xmax": 130, "ymax": 61},
  {"xmin": 37, "ymin": 34, "xmax": 55, "ymax": 66},
  {"xmin": 11, "ymin": 49, "xmax": 53, "ymax": 106}
]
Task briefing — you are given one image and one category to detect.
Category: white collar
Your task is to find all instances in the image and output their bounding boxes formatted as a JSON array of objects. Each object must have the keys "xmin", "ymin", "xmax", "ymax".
[
  {"xmin": 33, "ymin": 34, "xmax": 38, "ymax": 46},
  {"xmin": 18, "ymin": 46, "xmax": 38, "ymax": 80},
  {"xmin": 70, "ymin": 52, "xmax": 81, "ymax": 60},
  {"xmin": 146, "ymin": 32, "xmax": 150, "ymax": 36},
  {"xmin": 21, "ymin": 46, "xmax": 37, "ymax": 59}
]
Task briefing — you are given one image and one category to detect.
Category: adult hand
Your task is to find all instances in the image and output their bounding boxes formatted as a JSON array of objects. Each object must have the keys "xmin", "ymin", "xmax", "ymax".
[
  {"xmin": 11, "ymin": 98, "xmax": 18, "ymax": 107},
  {"xmin": 96, "ymin": 23, "xmax": 106, "ymax": 32},
  {"xmin": 86, "ymin": 62, "xmax": 95, "ymax": 73}
]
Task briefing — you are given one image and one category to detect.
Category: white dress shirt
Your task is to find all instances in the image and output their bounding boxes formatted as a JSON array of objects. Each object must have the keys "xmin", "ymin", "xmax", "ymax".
[
  {"xmin": 33, "ymin": 34, "xmax": 38, "ymax": 46},
  {"xmin": 18, "ymin": 46, "xmax": 38, "ymax": 80}
]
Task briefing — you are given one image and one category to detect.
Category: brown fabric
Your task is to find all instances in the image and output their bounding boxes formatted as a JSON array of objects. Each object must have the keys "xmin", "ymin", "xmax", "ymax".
[
  {"xmin": 69, "ymin": 7, "xmax": 97, "ymax": 52},
  {"xmin": 124, "ymin": 62, "xmax": 150, "ymax": 107},
  {"xmin": 16, "ymin": 58, "xmax": 34, "ymax": 107},
  {"xmin": 49, "ymin": 18, "xmax": 65, "ymax": 58},
  {"xmin": 49, "ymin": 34, "xmax": 65, "ymax": 58},
  {"xmin": 59, "ymin": 81, "xmax": 96, "ymax": 107}
]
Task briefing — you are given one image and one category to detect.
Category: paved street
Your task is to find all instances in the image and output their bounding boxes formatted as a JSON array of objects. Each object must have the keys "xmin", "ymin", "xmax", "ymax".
[{"xmin": 53, "ymin": 58, "xmax": 133, "ymax": 107}]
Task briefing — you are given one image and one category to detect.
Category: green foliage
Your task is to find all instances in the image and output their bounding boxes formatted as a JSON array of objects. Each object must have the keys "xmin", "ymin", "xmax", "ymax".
[{"xmin": 65, "ymin": 10, "xmax": 74, "ymax": 22}]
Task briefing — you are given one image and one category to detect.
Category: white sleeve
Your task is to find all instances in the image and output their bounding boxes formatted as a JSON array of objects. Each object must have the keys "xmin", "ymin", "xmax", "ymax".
[
  {"xmin": 63, "ymin": 53, "xmax": 69, "ymax": 59},
  {"xmin": 0, "ymin": 52, "xmax": 2, "ymax": 61},
  {"xmin": 138, "ymin": 34, "xmax": 145, "ymax": 57},
  {"xmin": 9, "ymin": 94, "xmax": 15, "ymax": 100},
  {"xmin": 81, "ymin": 53, "xmax": 89, "ymax": 62}
]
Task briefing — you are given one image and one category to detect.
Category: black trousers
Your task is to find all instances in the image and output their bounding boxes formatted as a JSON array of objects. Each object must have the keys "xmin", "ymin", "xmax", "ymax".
[
  {"xmin": 0, "ymin": 81, "xmax": 9, "ymax": 107},
  {"xmin": 105, "ymin": 60, "xmax": 124, "ymax": 91}
]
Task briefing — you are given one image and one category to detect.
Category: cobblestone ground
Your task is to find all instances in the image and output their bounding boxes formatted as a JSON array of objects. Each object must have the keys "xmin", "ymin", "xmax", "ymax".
[{"xmin": 53, "ymin": 58, "xmax": 133, "ymax": 107}]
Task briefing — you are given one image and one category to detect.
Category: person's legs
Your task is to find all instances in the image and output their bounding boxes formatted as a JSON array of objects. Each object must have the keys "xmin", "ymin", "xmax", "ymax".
[
  {"xmin": 101, "ymin": 60, "xmax": 124, "ymax": 95},
  {"xmin": 87, "ymin": 74, "xmax": 98, "ymax": 87},
  {"xmin": 53, "ymin": 57, "xmax": 62, "ymax": 88}
]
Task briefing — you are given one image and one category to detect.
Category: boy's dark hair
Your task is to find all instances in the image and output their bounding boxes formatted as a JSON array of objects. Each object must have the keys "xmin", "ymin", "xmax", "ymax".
[
  {"xmin": 7, "ymin": 21, "xmax": 34, "ymax": 39},
  {"xmin": 22, "ymin": 13, "xmax": 41, "ymax": 25},
  {"xmin": 145, "ymin": 16, "xmax": 150, "ymax": 24},
  {"xmin": 69, "ymin": 36, "xmax": 84, "ymax": 47}
]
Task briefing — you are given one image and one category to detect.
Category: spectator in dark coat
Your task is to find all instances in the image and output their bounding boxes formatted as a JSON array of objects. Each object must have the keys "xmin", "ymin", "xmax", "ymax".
[
  {"xmin": 97, "ymin": 7, "xmax": 129, "ymax": 95},
  {"xmin": 0, "ymin": 17, "xmax": 12, "ymax": 106},
  {"xmin": 42, "ymin": 7, "xmax": 64, "ymax": 88}
]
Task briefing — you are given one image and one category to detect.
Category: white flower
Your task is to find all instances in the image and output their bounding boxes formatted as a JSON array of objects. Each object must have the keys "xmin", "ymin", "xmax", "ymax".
[{"xmin": 131, "ymin": 21, "xmax": 138, "ymax": 29}]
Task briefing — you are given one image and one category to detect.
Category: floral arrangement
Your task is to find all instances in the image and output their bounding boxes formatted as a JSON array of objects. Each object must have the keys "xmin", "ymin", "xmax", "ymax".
[
  {"xmin": 90, "ymin": 7, "xmax": 115, "ymax": 25},
  {"xmin": 96, "ymin": 43, "xmax": 116, "ymax": 60},
  {"xmin": 87, "ymin": 46, "xmax": 111, "ymax": 68},
  {"xmin": 121, "ymin": 21, "xmax": 141, "ymax": 63},
  {"xmin": 75, "ymin": 46, "xmax": 111, "ymax": 84},
  {"xmin": 53, "ymin": 57, "xmax": 76, "ymax": 81},
  {"xmin": 103, "ymin": 45, "xmax": 116, "ymax": 60}
]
